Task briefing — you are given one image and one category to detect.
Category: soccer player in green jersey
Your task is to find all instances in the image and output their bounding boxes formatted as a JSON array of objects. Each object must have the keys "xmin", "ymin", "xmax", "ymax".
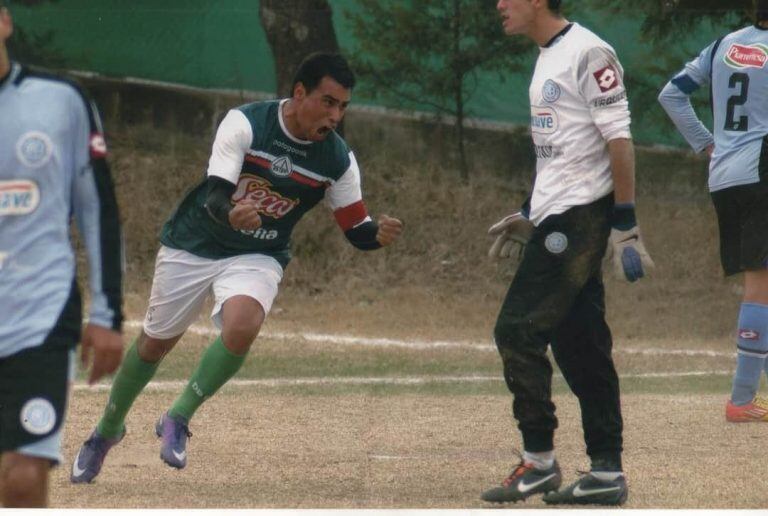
[{"xmin": 71, "ymin": 52, "xmax": 403, "ymax": 483}]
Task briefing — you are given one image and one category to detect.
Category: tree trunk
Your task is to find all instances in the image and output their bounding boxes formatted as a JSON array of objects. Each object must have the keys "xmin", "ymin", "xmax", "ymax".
[
  {"xmin": 259, "ymin": 0, "xmax": 340, "ymax": 98},
  {"xmin": 452, "ymin": 0, "xmax": 469, "ymax": 182}
]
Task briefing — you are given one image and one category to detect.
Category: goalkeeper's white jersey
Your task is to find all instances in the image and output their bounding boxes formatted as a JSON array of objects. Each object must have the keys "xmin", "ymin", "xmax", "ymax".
[{"xmin": 528, "ymin": 23, "xmax": 632, "ymax": 226}]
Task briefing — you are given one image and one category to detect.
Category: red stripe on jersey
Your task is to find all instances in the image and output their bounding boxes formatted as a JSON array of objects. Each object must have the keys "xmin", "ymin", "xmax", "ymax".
[
  {"xmin": 288, "ymin": 171, "xmax": 324, "ymax": 188},
  {"xmin": 333, "ymin": 201, "xmax": 369, "ymax": 231},
  {"xmin": 244, "ymin": 154, "xmax": 271, "ymax": 169}
]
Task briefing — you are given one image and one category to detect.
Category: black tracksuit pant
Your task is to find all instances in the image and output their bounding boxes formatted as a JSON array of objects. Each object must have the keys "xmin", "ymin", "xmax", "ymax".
[{"xmin": 493, "ymin": 193, "xmax": 623, "ymax": 470}]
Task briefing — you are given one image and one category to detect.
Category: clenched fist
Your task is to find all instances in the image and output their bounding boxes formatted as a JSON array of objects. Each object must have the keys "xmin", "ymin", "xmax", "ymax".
[
  {"xmin": 229, "ymin": 199, "xmax": 263, "ymax": 231},
  {"xmin": 376, "ymin": 214, "xmax": 403, "ymax": 246}
]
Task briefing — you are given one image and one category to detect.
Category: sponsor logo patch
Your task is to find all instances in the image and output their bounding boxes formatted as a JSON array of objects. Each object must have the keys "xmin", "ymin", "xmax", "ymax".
[
  {"xmin": 231, "ymin": 175, "xmax": 300, "ymax": 219},
  {"xmin": 20, "ymin": 398, "xmax": 56, "ymax": 435},
  {"xmin": 544, "ymin": 232, "xmax": 568, "ymax": 254},
  {"xmin": 0, "ymin": 180, "xmax": 40, "ymax": 215},
  {"xmin": 739, "ymin": 329, "xmax": 760, "ymax": 340},
  {"xmin": 542, "ymin": 79, "xmax": 561, "ymax": 103},
  {"xmin": 16, "ymin": 131, "xmax": 53, "ymax": 168},
  {"xmin": 724, "ymin": 43, "xmax": 768, "ymax": 69},
  {"xmin": 272, "ymin": 139, "xmax": 308, "ymax": 157},
  {"xmin": 530, "ymin": 106, "xmax": 559, "ymax": 134},
  {"xmin": 534, "ymin": 145, "xmax": 562, "ymax": 159},
  {"xmin": 89, "ymin": 133, "xmax": 108, "ymax": 158},
  {"xmin": 593, "ymin": 90, "xmax": 627, "ymax": 108},
  {"xmin": 593, "ymin": 65, "xmax": 620, "ymax": 92},
  {"xmin": 270, "ymin": 155, "xmax": 293, "ymax": 178}
]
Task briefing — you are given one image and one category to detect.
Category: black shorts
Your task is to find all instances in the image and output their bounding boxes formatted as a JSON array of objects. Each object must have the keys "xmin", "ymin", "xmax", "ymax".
[
  {"xmin": 711, "ymin": 181, "xmax": 768, "ymax": 276},
  {"xmin": 0, "ymin": 343, "xmax": 71, "ymax": 455}
]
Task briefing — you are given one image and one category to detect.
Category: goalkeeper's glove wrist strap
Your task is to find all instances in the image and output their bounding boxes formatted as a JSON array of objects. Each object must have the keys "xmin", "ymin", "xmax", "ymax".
[{"xmin": 611, "ymin": 203, "xmax": 636, "ymax": 231}]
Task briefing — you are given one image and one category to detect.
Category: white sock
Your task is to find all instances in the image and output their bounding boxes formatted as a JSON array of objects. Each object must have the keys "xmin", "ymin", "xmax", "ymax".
[
  {"xmin": 591, "ymin": 471, "xmax": 624, "ymax": 481},
  {"xmin": 523, "ymin": 450, "xmax": 555, "ymax": 470}
]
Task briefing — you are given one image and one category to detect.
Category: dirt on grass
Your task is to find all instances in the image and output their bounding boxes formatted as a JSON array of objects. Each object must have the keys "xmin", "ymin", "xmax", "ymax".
[{"xmin": 53, "ymin": 390, "xmax": 767, "ymax": 508}]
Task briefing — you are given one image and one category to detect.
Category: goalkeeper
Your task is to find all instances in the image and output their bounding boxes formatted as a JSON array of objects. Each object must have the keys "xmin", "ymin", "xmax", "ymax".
[{"xmin": 482, "ymin": 0, "xmax": 653, "ymax": 507}]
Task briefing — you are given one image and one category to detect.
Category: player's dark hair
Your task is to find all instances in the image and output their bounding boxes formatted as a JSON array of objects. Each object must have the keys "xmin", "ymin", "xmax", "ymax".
[
  {"xmin": 548, "ymin": 0, "xmax": 562, "ymax": 12},
  {"xmin": 756, "ymin": 0, "xmax": 768, "ymax": 22},
  {"xmin": 292, "ymin": 52, "xmax": 356, "ymax": 94}
]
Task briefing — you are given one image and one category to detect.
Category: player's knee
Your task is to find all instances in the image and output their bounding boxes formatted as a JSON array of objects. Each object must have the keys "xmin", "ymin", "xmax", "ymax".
[
  {"xmin": 137, "ymin": 333, "xmax": 178, "ymax": 363},
  {"xmin": 222, "ymin": 319, "xmax": 262, "ymax": 354},
  {"xmin": 1, "ymin": 457, "xmax": 47, "ymax": 507}
]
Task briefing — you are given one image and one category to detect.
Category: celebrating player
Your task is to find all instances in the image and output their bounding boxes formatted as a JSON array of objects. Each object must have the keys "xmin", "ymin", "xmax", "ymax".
[{"xmin": 71, "ymin": 52, "xmax": 403, "ymax": 483}]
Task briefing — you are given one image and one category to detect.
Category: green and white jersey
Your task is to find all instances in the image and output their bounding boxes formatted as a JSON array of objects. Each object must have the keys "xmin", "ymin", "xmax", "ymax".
[{"xmin": 160, "ymin": 100, "xmax": 371, "ymax": 268}]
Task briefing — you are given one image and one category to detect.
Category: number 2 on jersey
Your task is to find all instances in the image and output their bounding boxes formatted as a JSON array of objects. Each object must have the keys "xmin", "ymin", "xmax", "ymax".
[{"xmin": 724, "ymin": 72, "xmax": 749, "ymax": 132}]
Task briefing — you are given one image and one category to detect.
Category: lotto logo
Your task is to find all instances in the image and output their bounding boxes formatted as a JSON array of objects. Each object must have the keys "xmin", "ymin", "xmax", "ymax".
[
  {"xmin": 739, "ymin": 329, "xmax": 760, "ymax": 340},
  {"xmin": 89, "ymin": 133, "xmax": 108, "ymax": 158},
  {"xmin": 593, "ymin": 65, "xmax": 619, "ymax": 92}
]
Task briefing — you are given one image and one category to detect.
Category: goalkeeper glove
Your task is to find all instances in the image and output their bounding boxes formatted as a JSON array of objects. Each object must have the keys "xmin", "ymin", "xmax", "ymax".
[
  {"xmin": 609, "ymin": 203, "xmax": 655, "ymax": 282},
  {"xmin": 488, "ymin": 212, "xmax": 534, "ymax": 260}
]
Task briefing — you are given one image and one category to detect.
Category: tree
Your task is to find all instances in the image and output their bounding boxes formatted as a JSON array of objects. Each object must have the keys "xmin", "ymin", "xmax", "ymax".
[
  {"xmin": 595, "ymin": 0, "xmax": 754, "ymax": 42},
  {"xmin": 259, "ymin": 0, "xmax": 340, "ymax": 98},
  {"xmin": 345, "ymin": 0, "xmax": 531, "ymax": 181},
  {"xmin": 6, "ymin": 0, "xmax": 66, "ymax": 67},
  {"xmin": 583, "ymin": 0, "xmax": 757, "ymax": 144}
]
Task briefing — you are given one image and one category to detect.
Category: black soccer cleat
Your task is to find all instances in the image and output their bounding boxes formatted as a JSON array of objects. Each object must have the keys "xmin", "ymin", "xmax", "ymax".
[
  {"xmin": 481, "ymin": 459, "xmax": 562, "ymax": 503},
  {"xmin": 542, "ymin": 472, "xmax": 628, "ymax": 506}
]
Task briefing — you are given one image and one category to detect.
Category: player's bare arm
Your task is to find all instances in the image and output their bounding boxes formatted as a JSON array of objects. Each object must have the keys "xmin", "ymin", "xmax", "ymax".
[{"xmin": 607, "ymin": 137, "xmax": 635, "ymax": 204}]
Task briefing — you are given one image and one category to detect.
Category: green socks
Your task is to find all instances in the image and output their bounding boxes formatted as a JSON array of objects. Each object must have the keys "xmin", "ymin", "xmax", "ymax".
[
  {"xmin": 168, "ymin": 336, "xmax": 247, "ymax": 421},
  {"xmin": 97, "ymin": 339, "xmax": 160, "ymax": 439}
]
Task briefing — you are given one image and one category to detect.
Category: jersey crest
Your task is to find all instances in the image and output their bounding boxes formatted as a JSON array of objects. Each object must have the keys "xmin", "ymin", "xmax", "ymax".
[
  {"xmin": 16, "ymin": 131, "xmax": 53, "ymax": 168},
  {"xmin": 270, "ymin": 155, "xmax": 292, "ymax": 178}
]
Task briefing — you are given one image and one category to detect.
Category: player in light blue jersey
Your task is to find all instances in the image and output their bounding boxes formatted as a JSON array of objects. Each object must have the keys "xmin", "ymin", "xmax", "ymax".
[
  {"xmin": 0, "ymin": 2, "xmax": 124, "ymax": 506},
  {"xmin": 659, "ymin": 0, "xmax": 768, "ymax": 422}
]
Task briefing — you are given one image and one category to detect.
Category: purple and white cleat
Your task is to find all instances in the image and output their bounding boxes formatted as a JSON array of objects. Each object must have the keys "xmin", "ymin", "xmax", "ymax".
[
  {"xmin": 70, "ymin": 427, "xmax": 125, "ymax": 483},
  {"xmin": 155, "ymin": 412, "xmax": 191, "ymax": 469}
]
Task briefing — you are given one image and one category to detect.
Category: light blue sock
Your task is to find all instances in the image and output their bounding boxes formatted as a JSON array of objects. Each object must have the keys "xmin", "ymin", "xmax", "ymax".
[{"xmin": 731, "ymin": 303, "xmax": 768, "ymax": 405}]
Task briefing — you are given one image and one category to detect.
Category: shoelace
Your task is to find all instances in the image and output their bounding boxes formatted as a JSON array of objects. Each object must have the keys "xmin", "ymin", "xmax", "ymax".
[{"xmin": 502, "ymin": 460, "xmax": 534, "ymax": 487}]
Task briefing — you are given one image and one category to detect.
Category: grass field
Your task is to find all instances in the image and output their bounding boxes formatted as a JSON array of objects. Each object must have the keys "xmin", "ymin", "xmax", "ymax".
[
  {"xmin": 50, "ymin": 119, "xmax": 767, "ymax": 508},
  {"xmin": 51, "ymin": 314, "xmax": 768, "ymax": 509}
]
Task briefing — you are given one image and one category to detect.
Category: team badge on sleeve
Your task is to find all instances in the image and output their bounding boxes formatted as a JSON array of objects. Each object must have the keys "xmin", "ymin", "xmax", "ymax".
[
  {"xmin": 89, "ymin": 133, "xmax": 108, "ymax": 158},
  {"xmin": 593, "ymin": 65, "xmax": 620, "ymax": 93}
]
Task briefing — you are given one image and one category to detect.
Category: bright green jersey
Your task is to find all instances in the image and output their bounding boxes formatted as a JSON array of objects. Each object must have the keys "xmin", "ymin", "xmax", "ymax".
[{"xmin": 160, "ymin": 100, "xmax": 369, "ymax": 268}]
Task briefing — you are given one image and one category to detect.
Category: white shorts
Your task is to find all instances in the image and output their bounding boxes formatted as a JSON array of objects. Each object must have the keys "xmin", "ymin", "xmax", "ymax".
[{"xmin": 143, "ymin": 246, "xmax": 283, "ymax": 339}]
